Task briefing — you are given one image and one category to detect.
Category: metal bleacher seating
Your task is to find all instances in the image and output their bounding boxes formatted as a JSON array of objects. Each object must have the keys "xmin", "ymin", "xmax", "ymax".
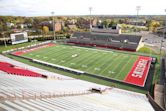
[
  {"xmin": 67, "ymin": 32, "xmax": 142, "ymax": 51},
  {"xmin": 0, "ymin": 73, "xmax": 155, "ymax": 111},
  {"xmin": 0, "ymin": 54, "xmax": 155, "ymax": 111}
]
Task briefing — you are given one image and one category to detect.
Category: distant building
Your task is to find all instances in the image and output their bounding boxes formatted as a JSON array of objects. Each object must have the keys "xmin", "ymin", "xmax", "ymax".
[
  {"xmin": 156, "ymin": 26, "xmax": 166, "ymax": 38},
  {"xmin": 92, "ymin": 19, "xmax": 98, "ymax": 26},
  {"xmin": 39, "ymin": 21, "xmax": 63, "ymax": 32},
  {"xmin": 91, "ymin": 24, "xmax": 121, "ymax": 34},
  {"xmin": 54, "ymin": 22, "xmax": 62, "ymax": 32},
  {"xmin": 77, "ymin": 18, "xmax": 90, "ymax": 29},
  {"xmin": 67, "ymin": 25, "xmax": 77, "ymax": 30},
  {"xmin": 125, "ymin": 19, "xmax": 146, "ymax": 26},
  {"xmin": 66, "ymin": 19, "xmax": 77, "ymax": 25},
  {"xmin": 6, "ymin": 22, "xmax": 14, "ymax": 28}
]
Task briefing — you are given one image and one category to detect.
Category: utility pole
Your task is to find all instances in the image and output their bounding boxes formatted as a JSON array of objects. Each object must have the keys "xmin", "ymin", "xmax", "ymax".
[
  {"xmin": 89, "ymin": 7, "xmax": 92, "ymax": 32},
  {"xmin": 51, "ymin": 11, "xmax": 55, "ymax": 41}
]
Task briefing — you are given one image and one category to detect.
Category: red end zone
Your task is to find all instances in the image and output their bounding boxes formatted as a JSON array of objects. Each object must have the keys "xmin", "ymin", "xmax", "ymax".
[
  {"xmin": 12, "ymin": 43, "xmax": 55, "ymax": 56},
  {"xmin": 124, "ymin": 56, "xmax": 152, "ymax": 87}
]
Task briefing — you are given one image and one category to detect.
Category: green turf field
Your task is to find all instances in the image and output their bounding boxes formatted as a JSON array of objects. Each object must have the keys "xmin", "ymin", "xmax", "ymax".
[{"xmin": 21, "ymin": 44, "xmax": 139, "ymax": 80}]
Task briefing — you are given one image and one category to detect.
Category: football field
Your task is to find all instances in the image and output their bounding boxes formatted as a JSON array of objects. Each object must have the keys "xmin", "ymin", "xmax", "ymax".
[{"xmin": 18, "ymin": 44, "xmax": 139, "ymax": 81}]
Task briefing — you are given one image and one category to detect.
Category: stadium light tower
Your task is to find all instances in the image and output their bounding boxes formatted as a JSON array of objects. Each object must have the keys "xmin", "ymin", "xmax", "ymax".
[
  {"xmin": 136, "ymin": 6, "xmax": 141, "ymax": 32},
  {"xmin": 51, "ymin": 11, "xmax": 55, "ymax": 41},
  {"xmin": 164, "ymin": 9, "xmax": 166, "ymax": 38},
  {"xmin": 89, "ymin": 7, "xmax": 92, "ymax": 31}
]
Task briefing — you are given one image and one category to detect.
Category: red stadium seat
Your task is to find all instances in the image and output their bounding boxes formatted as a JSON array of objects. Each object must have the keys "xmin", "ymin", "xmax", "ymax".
[{"xmin": 0, "ymin": 62, "xmax": 43, "ymax": 78}]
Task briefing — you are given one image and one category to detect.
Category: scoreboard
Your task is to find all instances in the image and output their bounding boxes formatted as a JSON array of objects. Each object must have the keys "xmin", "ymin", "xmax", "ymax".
[{"xmin": 10, "ymin": 32, "xmax": 28, "ymax": 45}]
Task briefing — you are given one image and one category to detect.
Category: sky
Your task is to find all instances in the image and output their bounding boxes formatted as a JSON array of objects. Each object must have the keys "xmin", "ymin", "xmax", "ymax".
[{"xmin": 0, "ymin": 0, "xmax": 166, "ymax": 16}]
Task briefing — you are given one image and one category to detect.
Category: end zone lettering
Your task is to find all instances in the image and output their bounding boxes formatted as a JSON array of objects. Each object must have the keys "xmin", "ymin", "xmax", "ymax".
[
  {"xmin": 124, "ymin": 56, "xmax": 152, "ymax": 87},
  {"xmin": 131, "ymin": 59, "xmax": 148, "ymax": 78}
]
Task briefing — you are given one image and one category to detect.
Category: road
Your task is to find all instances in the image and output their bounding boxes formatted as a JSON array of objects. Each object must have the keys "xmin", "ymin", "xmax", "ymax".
[{"xmin": 131, "ymin": 31, "xmax": 166, "ymax": 54}]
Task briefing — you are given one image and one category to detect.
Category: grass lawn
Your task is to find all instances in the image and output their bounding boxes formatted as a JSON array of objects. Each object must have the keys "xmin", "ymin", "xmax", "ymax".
[
  {"xmin": 21, "ymin": 44, "xmax": 139, "ymax": 81},
  {"xmin": 138, "ymin": 46, "xmax": 158, "ymax": 55}
]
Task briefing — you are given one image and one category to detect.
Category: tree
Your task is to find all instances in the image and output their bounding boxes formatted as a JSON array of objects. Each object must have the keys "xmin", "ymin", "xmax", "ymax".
[
  {"xmin": 102, "ymin": 20, "xmax": 109, "ymax": 28},
  {"xmin": 147, "ymin": 20, "xmax": 161, "ymax": 32},
  {"xmin": 148, "ymin": 20, "xmax": 161, "ymax": 32},
  {"xmin": 42, "ymin": 26, "xmax": 49, "ymax": 35},
  {"xmin": 109, "ymin": 20, "xmax": 117, "ymax": 27}
]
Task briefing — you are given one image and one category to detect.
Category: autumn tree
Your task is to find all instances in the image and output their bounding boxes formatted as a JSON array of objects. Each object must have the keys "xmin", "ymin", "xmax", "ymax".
[
  {"xmin": 148, "ymin": 20, "xmax": 161, "ymax": 32},
  {"xmin": 42, "ymin": 26, "xmax": 49, "ymax": 35}
]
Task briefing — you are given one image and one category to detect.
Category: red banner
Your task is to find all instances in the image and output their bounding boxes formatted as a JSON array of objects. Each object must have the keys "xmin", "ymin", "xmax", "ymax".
[{"xmin": 124, "ymin": 56, "xmax": 152, "ymax": 87}]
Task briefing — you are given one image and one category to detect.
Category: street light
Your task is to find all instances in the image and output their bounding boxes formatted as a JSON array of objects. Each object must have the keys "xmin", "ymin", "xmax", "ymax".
[
  {"xmin": 136, "ymin": 6, "xmax": 141, "ymax": 33},
  {"xmin": 51, "ymin": 11, "xmax": 55, "ymax": 41},
  {"xmin": 89, "ymin": 7, "xmax": 92, "ymax": 32}
]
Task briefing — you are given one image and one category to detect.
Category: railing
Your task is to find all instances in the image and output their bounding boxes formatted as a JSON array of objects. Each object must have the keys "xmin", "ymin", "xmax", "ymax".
[
  {"xmin": 147, "ymin": 93, "xmax": 165, "ymax": 111},
  {"xmin": 0, "ymin": 90, "xmax": 92, "ymax": 101},
  {"xmin": 32, "ymin": 59, "xmax": 84, "ymax": 75}
]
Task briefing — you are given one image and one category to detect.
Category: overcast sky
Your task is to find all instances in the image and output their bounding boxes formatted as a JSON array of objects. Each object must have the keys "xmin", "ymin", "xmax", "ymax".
[{"xmin": 0, "ymin": 0, "xmax": 166, "ymax": 16}]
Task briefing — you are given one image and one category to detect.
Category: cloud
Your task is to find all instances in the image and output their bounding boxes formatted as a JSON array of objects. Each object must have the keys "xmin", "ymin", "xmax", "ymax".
[{"xmin": 0, "ymin": 0, "xmax": 165, "ymax": 16}]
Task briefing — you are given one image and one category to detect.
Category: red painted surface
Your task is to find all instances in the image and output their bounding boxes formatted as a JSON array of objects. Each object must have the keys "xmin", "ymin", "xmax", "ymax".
[
  {"xmin": 124, "ymin": 56, "xmax": 152, "ymax": 87},
  {"xmin": 0, "ymin": 62, "xmax": 43, "ymax": 77},
  {"xmin": 12, "ymin": 43, "xmax": 55, "ymax": 56}
]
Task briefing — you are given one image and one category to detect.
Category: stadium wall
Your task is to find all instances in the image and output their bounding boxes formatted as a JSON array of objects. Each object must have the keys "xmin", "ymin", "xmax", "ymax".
[
  {"xmin": 136, "ymin": 42, "xmax": 144, "ymax": 51},
  {"xmin": 9, "ymin": 53, "xmax": 32, "ymax": 61},
  {"xmin": 84, "ymin": 72, "xmax": 143, "ymax": 88},
  {"xmin": 31, "ymin": 59, "xmax": 84, "ymax": 75},
  {"xmin": 147, "ymin": 93, "xmax": 165, "ymax": 111},
  {"xmin": 160, "ymin": 57, "xmax": 166, "ymax": 85},
  {"xmin": 164, "ymin": 83, "xmax": 166, "ymax": 109},
  {"xmin": 67, "ymin": 42, "xmax": 136, "ymax": 52},
  {"xmin": 83, "ymin": 71, "xmax": 154, "ymax": 90}
]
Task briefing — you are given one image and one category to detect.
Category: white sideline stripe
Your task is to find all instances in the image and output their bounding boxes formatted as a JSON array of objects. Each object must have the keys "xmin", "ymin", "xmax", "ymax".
[
  {"xmin": 0, "ymin": 103, "xmax": 16, "ymax": 111},
  {"xmin": 22, "ymin": 100, "xmax": 52, "ymax": 111},
  {"xmin": 32, "ymin": 59, "xmax": 84, "ymax": 74},
  {"xmin": 5, "ymin": 101, "xmax": 29, "ymax": 111},
  {"xmin": 14, "ymin": 100, "xmax": 41, "ymax": 111},
  {"xmin": 29, "ymin": 99, "xmax": 54, "ymax": 111}
]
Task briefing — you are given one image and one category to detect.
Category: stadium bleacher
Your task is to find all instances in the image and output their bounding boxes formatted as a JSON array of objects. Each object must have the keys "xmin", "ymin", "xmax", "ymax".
[
  {"xmin": 67, "ymin": 32, "xmax": 142, "ymax": 51},
  {"xmin": 0, "ymin": 54, "xmax": 155, "ymax": 111},
  {"xmin": 0, "ymin": 54, "xmax": 73, "ymax": 80},
  {"xmin": 0, "ymin": 73, "xmax": 155, "ymax": 111},
  {"xmin": 0, "ymin": 62, "xmax": 43, "ymax": 77}
]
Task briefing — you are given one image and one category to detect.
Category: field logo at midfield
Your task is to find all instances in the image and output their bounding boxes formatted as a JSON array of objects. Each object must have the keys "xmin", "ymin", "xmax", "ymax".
[
  {"xmin": 124, "ymin": 56, "xmax": 152, "ymax": 87},
  {"xmin": 12, "ymin": 43, "xmax": 55, "ymax": 56}
]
